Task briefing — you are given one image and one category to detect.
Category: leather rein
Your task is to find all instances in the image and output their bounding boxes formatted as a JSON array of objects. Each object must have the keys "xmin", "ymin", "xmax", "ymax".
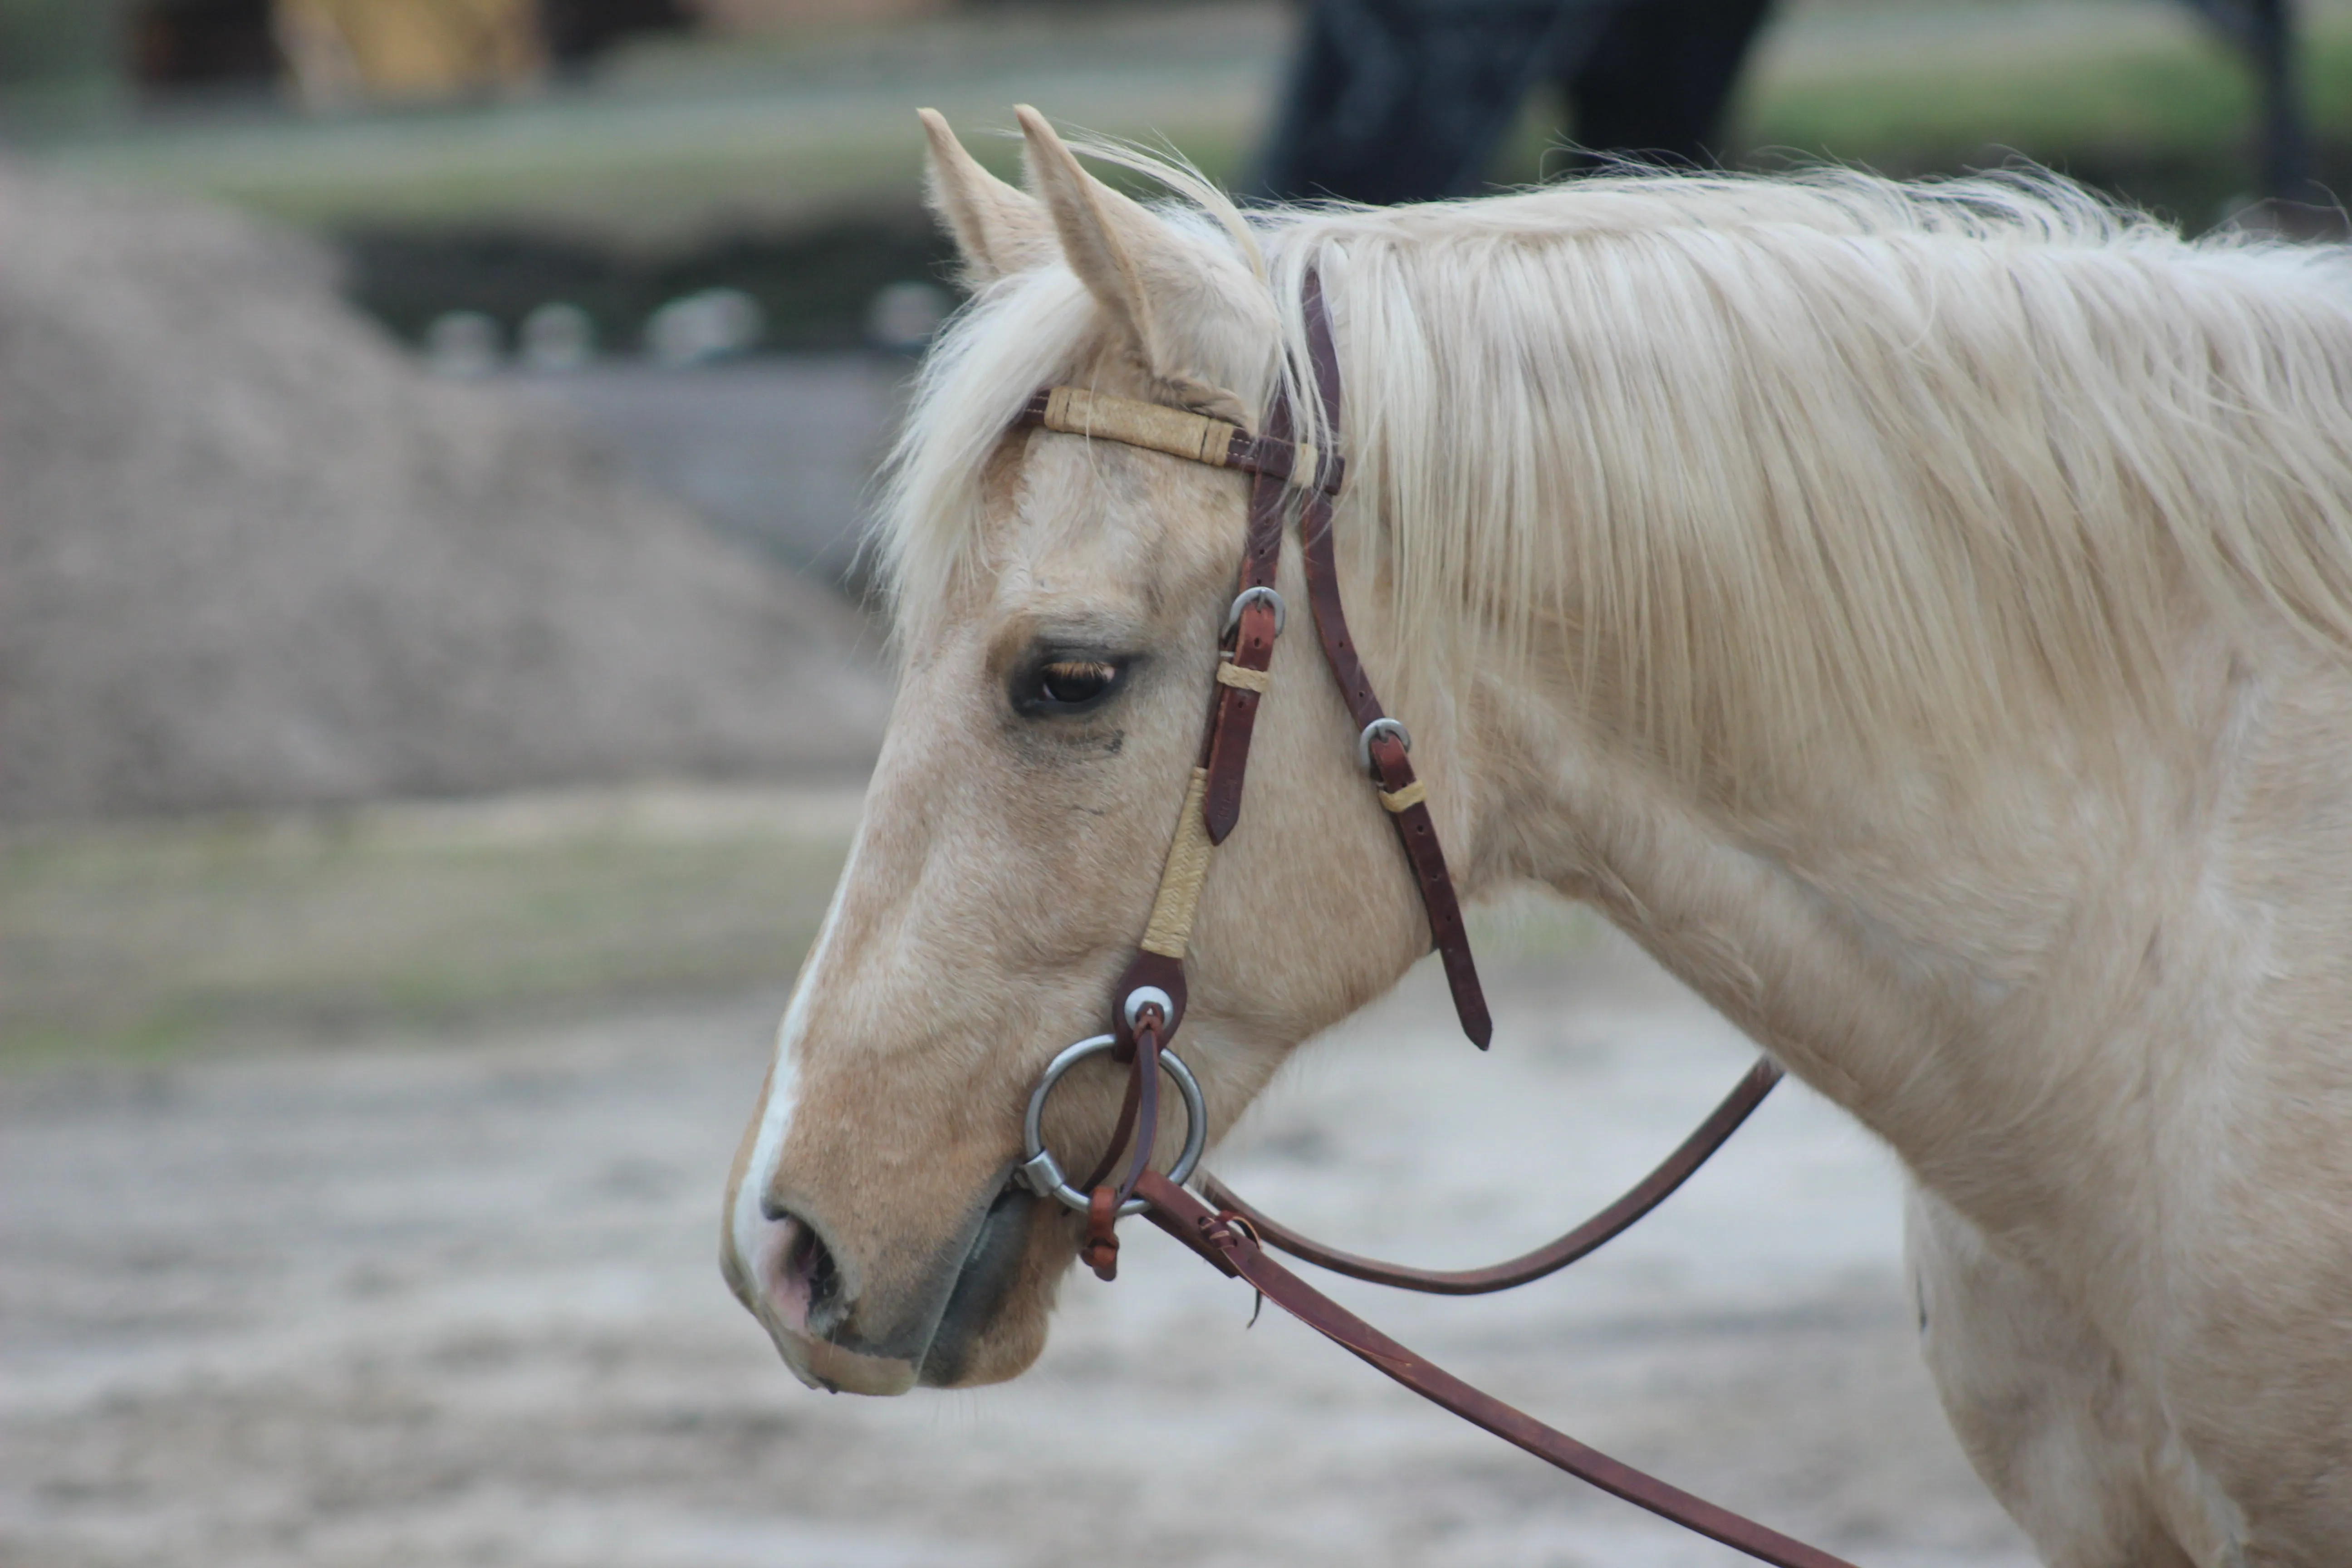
[{"xmin": 1009, "ymin": 271, "xmax": 1852, "ymax": 1568}]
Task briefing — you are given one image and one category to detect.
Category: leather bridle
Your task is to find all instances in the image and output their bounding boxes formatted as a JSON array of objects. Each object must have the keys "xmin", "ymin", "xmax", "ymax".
[{"xmin": 1009, "ymin": 271, "xmax": 1853, "ymax": 1568}]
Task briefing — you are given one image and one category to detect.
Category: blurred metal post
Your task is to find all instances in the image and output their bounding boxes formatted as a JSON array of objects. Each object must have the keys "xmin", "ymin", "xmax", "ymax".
[
  {"xmin": 2245, "ymin": 0, "xmax": 2318, "ymax": 206},
  {"xmin": 2179, "ymin": 0, "xmax": 2321, "ymax": 207}
]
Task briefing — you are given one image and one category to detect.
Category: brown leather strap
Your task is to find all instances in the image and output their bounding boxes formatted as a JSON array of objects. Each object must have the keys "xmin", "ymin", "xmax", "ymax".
[
  {"xmin": 1112, "ymin": 1020, "xmax": 1163, "ymax": 1206},
  {"xmin": 1291, "ymin": 273, "xmax": 1493, "ymax": 1049},
  {"xmin": 1135, "ymin": 1168, "xmax": 1858, "ymax": 1568},
  {"xmin": 1076, "ymin": 1048, "xmax": 1148, "ymax": 1194},
  {"xmin": 1080, "ymin": 1009, "xmax": 1170, "ymax": 1283},
  {"xmin": 1081, "ymin": 1183, "xmax": 1120, "ymax": 1281},
  {"xmin": 1200, "ymin": 395, "xmax": 1295, "ymax": 843},
  {"xmin": 1079, "ymin": 1001, "xmax": 1173, "ymax": 1268},
  {"xmin": 1109, "ymin": 949, "xmax": 1187, "ymax": 1051},
  {"xmin": 1198, "ymin": 1058, "xmax": 1783, "ymax": 1293}
]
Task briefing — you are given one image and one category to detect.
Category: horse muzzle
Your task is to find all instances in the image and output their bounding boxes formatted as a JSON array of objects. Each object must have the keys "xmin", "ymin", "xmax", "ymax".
[{"xmin": 730, "ymin": 1179, "xmax": 1045, "ymax": 1395}]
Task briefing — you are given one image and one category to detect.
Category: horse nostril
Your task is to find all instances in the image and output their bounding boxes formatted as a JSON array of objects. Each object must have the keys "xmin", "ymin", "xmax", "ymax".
[
  {"xmin": 765, "ymin": 1208, "xmax": 848, "ymax": 1334},
  {"xmin": 789, "ymin": 1220, "xmax": 843, "ymax": 1315}
]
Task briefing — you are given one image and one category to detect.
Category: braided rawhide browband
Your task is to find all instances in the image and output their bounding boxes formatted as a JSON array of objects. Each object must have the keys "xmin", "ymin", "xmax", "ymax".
[{"xmin": 1014, "ymin": 385, "xmax": 1343, "ymax": 497}]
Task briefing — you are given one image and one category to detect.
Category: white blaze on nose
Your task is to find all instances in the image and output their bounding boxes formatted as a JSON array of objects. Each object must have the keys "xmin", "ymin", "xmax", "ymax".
[
  {"xmin": 730, "ymin": 834, "xmax": 861, "ymax": 1281},
  {"xmin": 732, "ymin": 1027, "xmax": 802, "ymax": 1280}
]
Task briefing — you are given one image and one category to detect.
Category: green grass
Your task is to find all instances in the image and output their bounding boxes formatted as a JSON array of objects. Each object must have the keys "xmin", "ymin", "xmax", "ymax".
[
  {"xmin": 11, "ymin": 5, "xmax": 1278, "ymax": 243},
  {"xmin": 1475, "ymin": 2, "xmax": 2352, "ymax": 222},
  {"xmin": 0, "ymin": 791, "xmax": 854, "ymax": 1065},
  {"xmin": 1730, "ymin": 3, "xmax": 2352, "ymax": 222},
  {"xmin": 20, "ymin": 0, "xmax": 2349, "ymax": 243},
  {"xmin": 0, "ymin": 787, "xmax": 1623, "ymax": 1067}
]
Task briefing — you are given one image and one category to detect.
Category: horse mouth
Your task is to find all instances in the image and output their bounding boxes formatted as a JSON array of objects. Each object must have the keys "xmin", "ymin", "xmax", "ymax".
[
  {"xmin": 916, "ymin": 1182, "xmax": 1040, "ymax": 1387},
  {"xmin": 734, "ymin": 1171, "xmax": 1044, "ymax": 1396}
]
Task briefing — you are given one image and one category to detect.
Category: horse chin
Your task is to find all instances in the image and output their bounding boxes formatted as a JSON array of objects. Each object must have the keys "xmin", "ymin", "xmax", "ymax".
[
  {"xmin": 915, "ymin": 1184, "xmax": 1058, "ymax": 1388},
  {"xmin": 767, "ymin": 1325, "xmax": 923, "ymax": 1397}
]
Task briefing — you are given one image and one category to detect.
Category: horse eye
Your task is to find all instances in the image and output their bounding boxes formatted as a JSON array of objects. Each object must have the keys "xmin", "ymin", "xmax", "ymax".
[{"xmin": 1033, "ymin": 659, "xmax": 1120, "ymax": 710}]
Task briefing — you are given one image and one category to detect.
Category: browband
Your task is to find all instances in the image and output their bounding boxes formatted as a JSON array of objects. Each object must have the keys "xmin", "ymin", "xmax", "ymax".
[{"xmin": 1015, "ymin": 386, "xmax": 1343, "ymax": 496}]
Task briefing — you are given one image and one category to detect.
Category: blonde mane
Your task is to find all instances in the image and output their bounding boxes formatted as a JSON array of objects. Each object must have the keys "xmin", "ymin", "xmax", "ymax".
[{"xmin": 881, "ymin": 157, "xmax": 2352, "ymax": 789}]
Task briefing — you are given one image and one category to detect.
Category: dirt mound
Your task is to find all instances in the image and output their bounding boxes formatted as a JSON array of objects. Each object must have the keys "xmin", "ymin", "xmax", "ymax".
[{"xmin": 0, "ymin": 166, "xmax": 889, "ymax": 821}]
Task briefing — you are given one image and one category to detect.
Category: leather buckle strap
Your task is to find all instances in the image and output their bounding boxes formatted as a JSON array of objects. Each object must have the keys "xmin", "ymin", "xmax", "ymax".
[
  {"xmin": 1200, "ymin": 376, "xmax": 1296, "ymax": 842},
  {"xmin": 1287, "ymin": 268, "xmax": 1491, "ymax": 1048}
]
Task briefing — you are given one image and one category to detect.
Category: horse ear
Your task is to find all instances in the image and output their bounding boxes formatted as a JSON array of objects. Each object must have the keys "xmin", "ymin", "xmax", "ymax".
[
  {"xmin": 919, "ymin": 108, "xmax": 1055, "ymax": 286},
  {"xmin": 1014, "ymin": 105, "xmax": 1246, "ymax": 421}
]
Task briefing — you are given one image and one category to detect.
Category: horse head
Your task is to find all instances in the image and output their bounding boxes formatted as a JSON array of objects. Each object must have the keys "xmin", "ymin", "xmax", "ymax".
[{"xmin": 720, "ymin": 109, "xmax": 1464, "ymax": 1393}]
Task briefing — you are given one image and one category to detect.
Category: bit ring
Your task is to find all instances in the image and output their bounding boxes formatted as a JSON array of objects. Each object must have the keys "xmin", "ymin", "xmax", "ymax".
[{"xmin": 1018, "ymin": 1035, "xmax": 1207, "ymax": 1215}]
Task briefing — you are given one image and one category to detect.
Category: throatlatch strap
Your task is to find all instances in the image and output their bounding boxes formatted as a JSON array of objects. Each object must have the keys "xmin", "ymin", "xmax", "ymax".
[{"xmin": 1290, "ymin": 270, "xmax": 1492, "ymax": 1050}]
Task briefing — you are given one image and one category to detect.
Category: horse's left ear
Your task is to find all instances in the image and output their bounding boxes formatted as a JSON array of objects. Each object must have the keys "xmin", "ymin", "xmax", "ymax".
[
  {"xmin": 1014, "ymin": 105, "xmax": 1249, "ymax": 423},
  {"xmin": 920, "ymin": 109, "xmax": 1057, "ymax": 287}
]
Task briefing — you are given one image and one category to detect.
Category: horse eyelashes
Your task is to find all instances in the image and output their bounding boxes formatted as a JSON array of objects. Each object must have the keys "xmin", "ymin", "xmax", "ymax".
[{"xmin": 1034, "ymin": 660, "xmax": 1121, "ymax": 709}]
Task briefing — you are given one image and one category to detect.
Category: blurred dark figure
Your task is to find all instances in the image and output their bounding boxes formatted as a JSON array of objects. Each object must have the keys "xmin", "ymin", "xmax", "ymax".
[
  {"xmin": 1260, "ymin": 0, "xmax": 2323, "ymax": 214},
  {"xmin": 1567, "ymin": 0, "xmax": 1772, "ymax": 168},
  {"xmin": 1256, "ymin": 0, "xmax": 1774, "ymax": 204},
  {"xmin": 128, "ymin": 0, "xmax": 277, "ymax": 91},
  {"xmin": 541, "ymin": 0, "xmax": 694, "ymax": 69}
]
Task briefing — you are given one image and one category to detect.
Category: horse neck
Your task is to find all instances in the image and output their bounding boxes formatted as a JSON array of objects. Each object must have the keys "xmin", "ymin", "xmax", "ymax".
[{"xmin": 1456, "ymin": 611, "xmax": 2253, "ymax": 1238}]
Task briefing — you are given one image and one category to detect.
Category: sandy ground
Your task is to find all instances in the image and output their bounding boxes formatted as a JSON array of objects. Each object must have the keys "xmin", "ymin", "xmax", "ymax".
[
  {"xmin": 1, "ymin": 938, "xmax": 2037, "ymax": 1568},
  {"xmin": 0, "ymin": 171, "xmax": 887, "ymax": 823}
]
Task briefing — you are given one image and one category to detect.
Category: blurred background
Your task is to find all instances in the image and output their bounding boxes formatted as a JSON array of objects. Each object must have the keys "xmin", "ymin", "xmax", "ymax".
[{"xmin": 0, "ymin": 3, "xmax": 2344, "ymax": 1565}]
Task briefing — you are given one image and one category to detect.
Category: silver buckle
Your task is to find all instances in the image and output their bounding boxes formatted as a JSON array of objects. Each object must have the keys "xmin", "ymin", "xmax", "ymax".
[
  {"xmin": 1357, "ymin": 717, "xmax": 1411, "ymax": 776},
  {"xmin": 1222, "ymin": 586, "xmax": 1286, "ymax": 639}
]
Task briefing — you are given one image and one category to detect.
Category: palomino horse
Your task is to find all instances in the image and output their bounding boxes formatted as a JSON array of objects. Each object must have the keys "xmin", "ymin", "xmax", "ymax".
[{"xmin": 725, "ymin": 107, "xmax": 2352, "ymax": 1566}]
